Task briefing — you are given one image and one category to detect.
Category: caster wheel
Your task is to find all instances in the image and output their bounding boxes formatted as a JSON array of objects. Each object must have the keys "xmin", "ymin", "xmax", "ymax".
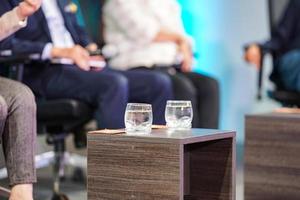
[
  {"xmin": 60, "ymin": 176, "xmax": 66, "ymax": 182},
  {"xmin": 72, "ymin": 167, "xmax": 86, "ymax": 184},
  {"xmin": 51, "ymin": 193, "xmax": 69, "ymax": 200}
]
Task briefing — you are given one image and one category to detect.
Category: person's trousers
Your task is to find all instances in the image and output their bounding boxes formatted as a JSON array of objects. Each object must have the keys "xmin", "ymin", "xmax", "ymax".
[
  {"xmin": 154, "ymin": 68, "xmax": 220, "ymax": 128},
  {"xmin": 28, "ymin": 65, "xmax": 173, "ymax": 129},
  {"xmin": 0, "ymin": 77, "xmax": 36, "ymax": 186},
  {"xmin": 277, "ymin": 49, "xmax": 300, "ymax": 91}
]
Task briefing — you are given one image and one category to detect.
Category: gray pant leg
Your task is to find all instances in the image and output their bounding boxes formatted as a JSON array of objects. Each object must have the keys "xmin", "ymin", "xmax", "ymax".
[
  {"xmin": 0, "ymin": 77, "xmax": 37, "ymax": 186},
  {"xmin": 0, "ymin": 95, "xmax": 8, "ymax": 138}
]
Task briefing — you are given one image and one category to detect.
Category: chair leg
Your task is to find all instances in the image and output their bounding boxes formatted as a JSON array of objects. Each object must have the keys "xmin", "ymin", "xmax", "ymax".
[
  {"xmin": 51, "ymin": 138, "xmax": 69, "ymax": 200},
  {"xmin": 64, "ymin": 153, "xmax": 87, "ymax": 169},
  {"xmin": 64, "ymin": 153, "xmax": 87, "ymax": 184}
]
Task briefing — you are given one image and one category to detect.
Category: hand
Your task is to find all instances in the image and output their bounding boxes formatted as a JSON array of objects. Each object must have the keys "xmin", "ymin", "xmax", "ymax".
[
  {"xmin": 52, "ymin": 45, "xmax": 91, "ymax": 71},
  {"xmin": 17, "ymin": 0, "xmax": 42, "ymax": 21},
  {"xmin": 10, "ymin": 184, "xmax": 33, "ymax": 200},
  {"xmin": 244, "ymin": 44, "xmax": 262, "ymax": 70},
  {"xmin": 86, "ymin": 43, "xmax": 98, "ymax": 52},
  {"xmin": 179, "ymin": 39, "xmax": 193, "ymax": 73},
  {"xmin": 67, "ymin": 45, "xmax": 91, "ymax": 71}
]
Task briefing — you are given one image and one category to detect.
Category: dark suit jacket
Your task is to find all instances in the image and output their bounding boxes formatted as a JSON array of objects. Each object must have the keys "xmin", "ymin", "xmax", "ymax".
[
  {"xmin": 262, "ymin": 0, "xmax": 300, "ymax": 57},
  {"xmin": 0, "ymin": 0, "xmax": 93, "ymax": 96},
  {"xmin": 0, "ymin": 0, "xmax": 92, "ymax": 55}
]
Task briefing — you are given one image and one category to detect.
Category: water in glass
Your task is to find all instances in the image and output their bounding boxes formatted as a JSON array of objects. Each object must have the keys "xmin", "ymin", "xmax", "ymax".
[
  {"xmin": 125, "ymin": 103, "xmax": 153, "ymax": 134},
  {"xmin": 165, "ymin": 101, "xmax": 193, "ymax": 130}
]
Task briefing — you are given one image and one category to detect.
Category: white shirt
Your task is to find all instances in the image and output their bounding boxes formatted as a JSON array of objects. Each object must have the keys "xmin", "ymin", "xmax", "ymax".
[
  {"xmin": 41, "ymin": 0, "xmax": 75, "ymax": 59},
  {"xmin": 103, "ymin": 0, "xmax": 193, "ymax": 70}
]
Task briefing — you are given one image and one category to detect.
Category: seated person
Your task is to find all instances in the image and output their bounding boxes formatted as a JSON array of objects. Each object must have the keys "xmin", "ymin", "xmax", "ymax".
[
  {"xmin": 245, "ymin": 0, "xmax": 300, "ymax": 92},
  {"xmin": 0, "ymin": 0, "xmax": 41, "ymax": 199},
  {"xmin": 0, "ymin": 0, "xmax": 173, "ymax": 129},
  {"xmin": 103, "ymin": 0, "xmax": 220, "ymax": 128}
]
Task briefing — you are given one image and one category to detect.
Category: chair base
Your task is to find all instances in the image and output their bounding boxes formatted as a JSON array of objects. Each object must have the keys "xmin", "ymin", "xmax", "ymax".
[
  {"xmin": 0, "ymin": 151, "xmax": 86, "ymax": 199},
  {"xmin": 0, "ymin": 152, "xmax": 87, "ymax": 180}
]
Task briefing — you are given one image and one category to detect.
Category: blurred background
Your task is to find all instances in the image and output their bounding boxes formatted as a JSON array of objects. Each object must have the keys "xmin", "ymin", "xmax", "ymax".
[
  {"xmin": 176, "ymin": 0, "xmax": 278, "ymax": 144},
  {"xmin": 74, "ymin": 1, "xmax": 281, "ymax": 198},
  {"xmin": 74, "ymin": 0, "xmax": 279, "ymax": 145},
  {"xmin": 0, "ymin": 0, "xmax": 286, "ymax": 199}
]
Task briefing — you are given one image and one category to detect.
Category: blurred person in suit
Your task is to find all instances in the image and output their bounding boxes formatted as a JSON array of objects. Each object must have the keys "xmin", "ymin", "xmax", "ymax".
[
  {"xmin": 0, "ymin": 0, "xmax": 173, "ymax": 132},
  {"xmin": 103, "ymin": 0, "xmax": 220, "ymax": 128},
  {"xmin": 0, "ymin": 0, "xmax": 41, "ymax": 199},
  {"xmin": 245, "ymin": 0, "xmax": 300, "ymax": 92}
]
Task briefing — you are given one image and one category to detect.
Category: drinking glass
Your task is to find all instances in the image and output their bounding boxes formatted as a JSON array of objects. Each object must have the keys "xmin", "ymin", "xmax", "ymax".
[
  {"xmin": 165, "ymin": 101, "xmax": 193, "ymax": 130},
  {"xmin": 125, "ymin": 103, "xmax": 153, "ymax": 134}
]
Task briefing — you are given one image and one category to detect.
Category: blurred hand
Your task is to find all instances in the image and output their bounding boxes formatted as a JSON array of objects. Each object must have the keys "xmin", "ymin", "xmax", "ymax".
[
  {"xmin": 17, "ymin": 0, "xmax": 42, "ymax": 20},
  {"xmin": 244, "ymin": 44, "xmax": 262, "ymax": 69},
  {"xmin": 52, "ymin": 45, "xmax": 91, "ymax": 71},
  {"xmin": 86, "ymin": 43, "xmax": 98, "ymax": 52},
  {"xmin": 67, "ymin": 45, "xmax": 91, "ymax": 71},
  {"xmin": 179, "ymin": 39, "xmax": 193, "ymax": 73}
]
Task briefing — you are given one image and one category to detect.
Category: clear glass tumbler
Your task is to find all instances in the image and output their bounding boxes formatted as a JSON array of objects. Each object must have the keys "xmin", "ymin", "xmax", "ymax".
[
  {"xmin": 125, "ymin": 103, "xmax": 153, "ymax": 134},
  {"xmin": 165, "ymin": 100, "xmax": 193, "ymax": 130}
]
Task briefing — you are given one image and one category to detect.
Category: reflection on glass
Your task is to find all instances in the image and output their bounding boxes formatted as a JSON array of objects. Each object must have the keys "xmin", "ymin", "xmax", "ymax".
[
  {"xmin": 165, "ymin": 100, "xmax": 193, "ymax": 130},
  {"xmin": 125, "ymin": 103, "xmax": 153, "ymax": 134}
]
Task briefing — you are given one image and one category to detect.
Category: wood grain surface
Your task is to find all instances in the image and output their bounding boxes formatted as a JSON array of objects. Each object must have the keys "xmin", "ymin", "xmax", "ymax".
[
  {"xmin": 88, "ymin": 138, "xmax": 180, "ymax": 199},
  {"xmin": 245, "ymin": 114, "xmax": 300, "ymax": 200},
  {"xmin": 186, "ymin": 139, "xmax": 234, "ymax": 200},
  {"xmin": 88, "ymin": 129, "xmax": 236, "ymax": 200}
]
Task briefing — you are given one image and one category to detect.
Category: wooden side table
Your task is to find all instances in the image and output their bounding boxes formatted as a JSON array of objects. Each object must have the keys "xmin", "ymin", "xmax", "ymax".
[
  {"xmin": 245, "ymin": 113, "xmax": 300, "ymax": 200},
  {"xmin": 88, "ymin": 129, "xmax": 236, "ymax": 200}
]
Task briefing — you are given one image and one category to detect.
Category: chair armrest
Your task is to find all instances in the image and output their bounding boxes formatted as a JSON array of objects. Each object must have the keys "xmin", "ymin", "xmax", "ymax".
[
  {"xmin": 0, "ymin": 50, "xmax": 39, "ymax": 81},
  {"xmin": 0, "ymin": 50, "xmax": 39, "ymax": 64}
]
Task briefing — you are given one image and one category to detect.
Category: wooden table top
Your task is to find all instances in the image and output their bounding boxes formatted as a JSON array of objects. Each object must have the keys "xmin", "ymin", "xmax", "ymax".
[
  {"xmin": 88, "ymin": 128, "xmax": 235, "ymax": 145},
  {"xmin": 247, "ymin": 112, "xmax": 300, "ymax": 119}
]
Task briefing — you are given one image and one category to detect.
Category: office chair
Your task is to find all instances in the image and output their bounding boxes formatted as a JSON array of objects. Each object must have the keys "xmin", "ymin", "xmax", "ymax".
[
  {"xmin": 0, "ymin": 54, "xmax": 94, "ymax": 200},
  {"xmin": 245, "ymin": 0, "xmax": 300, "ymax": 107}
]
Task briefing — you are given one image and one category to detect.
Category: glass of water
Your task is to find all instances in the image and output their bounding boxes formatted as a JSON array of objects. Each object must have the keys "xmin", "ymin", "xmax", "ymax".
[
  {"xmin": 165, "ymin": 100, "xmax": 193, "ymax": 130},
  {"xmin": 125, "ymin": 103, "xmax": 153, "ymax": 134}
]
